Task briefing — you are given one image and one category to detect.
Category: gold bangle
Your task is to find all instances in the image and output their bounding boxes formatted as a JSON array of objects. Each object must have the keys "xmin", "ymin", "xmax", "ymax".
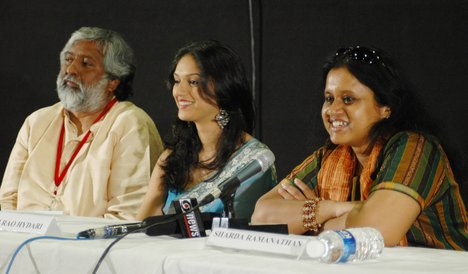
[{"xmin": 302, "ymin": 197, "xmax": 322, "ymax": 233}]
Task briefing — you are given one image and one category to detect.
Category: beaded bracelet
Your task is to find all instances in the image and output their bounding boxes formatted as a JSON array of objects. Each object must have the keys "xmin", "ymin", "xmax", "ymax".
[{"xmin": 302, "ymin": 197, "xmax": 323, "ymax": 233}]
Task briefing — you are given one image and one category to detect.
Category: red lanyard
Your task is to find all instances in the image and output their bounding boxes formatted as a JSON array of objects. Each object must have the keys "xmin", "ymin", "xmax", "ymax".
[{"xmin": 54, "ymin": 98, "xmax": 117, "ymax": 195}]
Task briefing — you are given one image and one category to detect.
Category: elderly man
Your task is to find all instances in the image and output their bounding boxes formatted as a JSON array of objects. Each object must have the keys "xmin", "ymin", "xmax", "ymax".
[{"xmin": 0, "ymin": 27, "xmax": 163, "ymax": 220}]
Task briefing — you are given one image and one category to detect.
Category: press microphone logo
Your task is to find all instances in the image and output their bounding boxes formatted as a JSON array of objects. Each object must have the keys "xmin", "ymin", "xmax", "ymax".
[
  {"xmin": 181, "ymin": 199, "xmax": 193, "ymax": 211},
  {"xmin": 175, "ymin": 198, "xmax": 205, "ymax": 238}
]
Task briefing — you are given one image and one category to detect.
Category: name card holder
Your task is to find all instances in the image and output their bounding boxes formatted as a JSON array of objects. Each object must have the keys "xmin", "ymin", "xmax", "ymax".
[
  {"xmin": 0, "ymin": 211, "xmax": 61, "ymax": 235},
  {"xmin": 206, "ymin": 228, "xmax": 312, "ymax": 258}
]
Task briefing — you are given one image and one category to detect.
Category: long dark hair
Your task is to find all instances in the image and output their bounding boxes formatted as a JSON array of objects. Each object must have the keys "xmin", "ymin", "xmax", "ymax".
[{"xmin": 163, "ymin": 40, "xmax": 255, "ymax": 192}]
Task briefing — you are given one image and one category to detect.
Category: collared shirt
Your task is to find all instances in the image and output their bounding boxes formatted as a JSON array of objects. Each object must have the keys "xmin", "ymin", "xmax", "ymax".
[
  {"xmin": 0, "ymin": 101, "xmax": 163, "ymax": 220},
  {"xmin": 287, "ymin": 131, "xmax": 468, "ymax": 250}
]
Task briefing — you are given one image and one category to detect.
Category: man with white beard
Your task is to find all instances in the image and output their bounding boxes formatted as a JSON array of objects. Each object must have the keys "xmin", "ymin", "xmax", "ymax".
[{"xmin": 0, "ymin": 27, "xmax": 163, "ymax": 220}]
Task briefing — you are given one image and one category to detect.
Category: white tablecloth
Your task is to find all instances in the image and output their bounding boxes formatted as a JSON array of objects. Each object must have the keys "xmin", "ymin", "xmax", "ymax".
[{"xmin": 0, "ymin": 215, "xmax": 467, "ymax": 274}]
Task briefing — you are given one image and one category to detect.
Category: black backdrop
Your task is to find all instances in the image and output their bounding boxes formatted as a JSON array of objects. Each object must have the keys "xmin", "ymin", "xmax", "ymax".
[{"xmin": 1, "ymin": 0, "xmax": 467, "ymax": 205}]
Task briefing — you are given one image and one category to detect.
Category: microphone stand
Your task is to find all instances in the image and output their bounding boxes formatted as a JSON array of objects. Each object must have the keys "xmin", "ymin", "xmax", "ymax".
[{"xmin": 220, "ymin": 192, "xmax": 236, "ymax": 218}]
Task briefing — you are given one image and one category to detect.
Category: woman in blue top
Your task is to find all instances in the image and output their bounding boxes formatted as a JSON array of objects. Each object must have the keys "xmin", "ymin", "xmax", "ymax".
[{"xmin": 137, "ymin": 40, "xmax": 277, "ymax": 220}]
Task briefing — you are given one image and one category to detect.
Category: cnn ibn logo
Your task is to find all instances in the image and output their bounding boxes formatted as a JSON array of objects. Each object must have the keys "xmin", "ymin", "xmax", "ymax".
[{"xmin": 179, "ymin": 199, "xmax": 202, "ymax": 237}]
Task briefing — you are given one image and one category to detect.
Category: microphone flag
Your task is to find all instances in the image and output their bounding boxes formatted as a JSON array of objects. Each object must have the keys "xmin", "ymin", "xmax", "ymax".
[{"xmin": 173, "ymin": 198, "xmax": 206, "ymax": 238}]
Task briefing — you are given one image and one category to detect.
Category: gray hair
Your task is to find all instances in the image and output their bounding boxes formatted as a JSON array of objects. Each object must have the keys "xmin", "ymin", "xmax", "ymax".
[{"xmin": 60, "ymin": 27, "xmax": 136, "ymax": 100}]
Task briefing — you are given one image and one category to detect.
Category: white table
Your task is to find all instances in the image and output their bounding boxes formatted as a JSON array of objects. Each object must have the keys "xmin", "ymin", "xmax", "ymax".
[{"xmin": 0, "ymin": 215, "xmax": 467, "ymax": 274}]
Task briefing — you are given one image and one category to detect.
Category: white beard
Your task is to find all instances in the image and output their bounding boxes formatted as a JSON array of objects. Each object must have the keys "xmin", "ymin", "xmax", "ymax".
[{"xmin": 56, "ymin": 74, "xmax": 111, "ymax": 113}]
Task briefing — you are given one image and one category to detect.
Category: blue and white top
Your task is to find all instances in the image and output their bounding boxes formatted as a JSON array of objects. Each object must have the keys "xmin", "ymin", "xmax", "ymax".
[{"xmin": 163, "ymin": 138, "xmax": 277, "ymax": 220}]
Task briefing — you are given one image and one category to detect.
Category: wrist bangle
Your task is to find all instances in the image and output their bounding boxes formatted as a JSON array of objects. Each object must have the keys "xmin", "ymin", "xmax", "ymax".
[{"xmin": 302, "ymin": 197, "xmax": 323, "ymax": 233}]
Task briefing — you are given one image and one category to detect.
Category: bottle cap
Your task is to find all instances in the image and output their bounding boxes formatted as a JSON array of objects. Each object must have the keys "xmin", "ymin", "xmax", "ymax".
[{"xmin": 306, "ymin": 240, "xmax": 326, "ymax": 258}]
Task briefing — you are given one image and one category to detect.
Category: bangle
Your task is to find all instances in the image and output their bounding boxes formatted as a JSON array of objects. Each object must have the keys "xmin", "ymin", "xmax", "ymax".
[{"xmin": 302, "ymin": 197, "xmax": 323, "ymax": 233}]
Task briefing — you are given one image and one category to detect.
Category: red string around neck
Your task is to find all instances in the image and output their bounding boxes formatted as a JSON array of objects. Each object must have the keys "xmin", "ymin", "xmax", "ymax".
[{"xmin": 53, "ymin": 98, "xmax": 117, "ymax": 195}]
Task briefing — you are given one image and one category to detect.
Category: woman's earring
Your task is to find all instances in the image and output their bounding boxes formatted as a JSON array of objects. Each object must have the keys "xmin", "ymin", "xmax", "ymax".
[{"xmin": 215, "ymin": 109, "xmax": 230, "ymax": 129}]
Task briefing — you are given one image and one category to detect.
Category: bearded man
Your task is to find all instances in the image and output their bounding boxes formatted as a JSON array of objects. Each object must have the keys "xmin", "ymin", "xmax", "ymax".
[{"xmin": 0, "ymin": 27, "xmax": 163, "ymax": 220}]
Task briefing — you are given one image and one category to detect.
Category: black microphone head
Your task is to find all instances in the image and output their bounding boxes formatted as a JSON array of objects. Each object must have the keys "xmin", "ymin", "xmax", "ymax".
[
  {"xmin": 255, "ymin": 149, "xmax": 275, "ymax": 172},
  {"xmin": 144, "ymin": 215, "xmax": 179, "ymax": 236}
]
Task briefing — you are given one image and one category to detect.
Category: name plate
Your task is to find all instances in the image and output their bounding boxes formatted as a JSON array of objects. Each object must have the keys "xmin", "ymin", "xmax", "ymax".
[
  {"xmin": 0, "ymin": 211, "xmax": 61, "ymax": 235},
  {"xmin": 207, "ymin": 228, "xmax": 311, "ymax": 258}
]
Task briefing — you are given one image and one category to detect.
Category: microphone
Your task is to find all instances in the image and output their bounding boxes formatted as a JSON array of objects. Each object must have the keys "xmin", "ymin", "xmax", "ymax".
[
  {"xmin": 77, "ymin": 222, "xmax": 145, "ymax": 239},
  {"xmin": 199, "ymin": 149, "xmax": 275, "ymax": 207},
  {"xmin": 172, "ymin": 198, "xmax": 206, "ymax": 238},
  {"xmin": 77, "ymin": 199, "xmax": 217, "ymax": 239},
  {"xmin": 144, "ymin": 212, "xmax": 221, "ymax": 237}
]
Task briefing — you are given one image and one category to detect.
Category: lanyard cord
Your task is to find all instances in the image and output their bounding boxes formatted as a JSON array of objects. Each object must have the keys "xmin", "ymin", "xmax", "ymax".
[{"xmin": 53, "ymin": 98, "xmax": 117, "ymax": 195}]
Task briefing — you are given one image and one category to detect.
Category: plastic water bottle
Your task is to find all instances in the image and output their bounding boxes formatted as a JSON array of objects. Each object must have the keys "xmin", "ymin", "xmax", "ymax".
[{"xmin": 306, "ymin": 227, "xmax": 384, "ymax": 263}]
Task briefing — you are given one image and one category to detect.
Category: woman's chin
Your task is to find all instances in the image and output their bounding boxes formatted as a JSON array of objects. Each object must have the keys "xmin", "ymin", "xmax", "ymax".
[{"xmin": 329, "ymin": 136, "xmax": 349, "ymax": 146}]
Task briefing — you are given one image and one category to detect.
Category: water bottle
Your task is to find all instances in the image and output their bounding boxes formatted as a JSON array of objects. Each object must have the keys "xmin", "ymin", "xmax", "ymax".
[{"xmin": 306, "ymin": 227, "xmax": 384, "ymax": 263}]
